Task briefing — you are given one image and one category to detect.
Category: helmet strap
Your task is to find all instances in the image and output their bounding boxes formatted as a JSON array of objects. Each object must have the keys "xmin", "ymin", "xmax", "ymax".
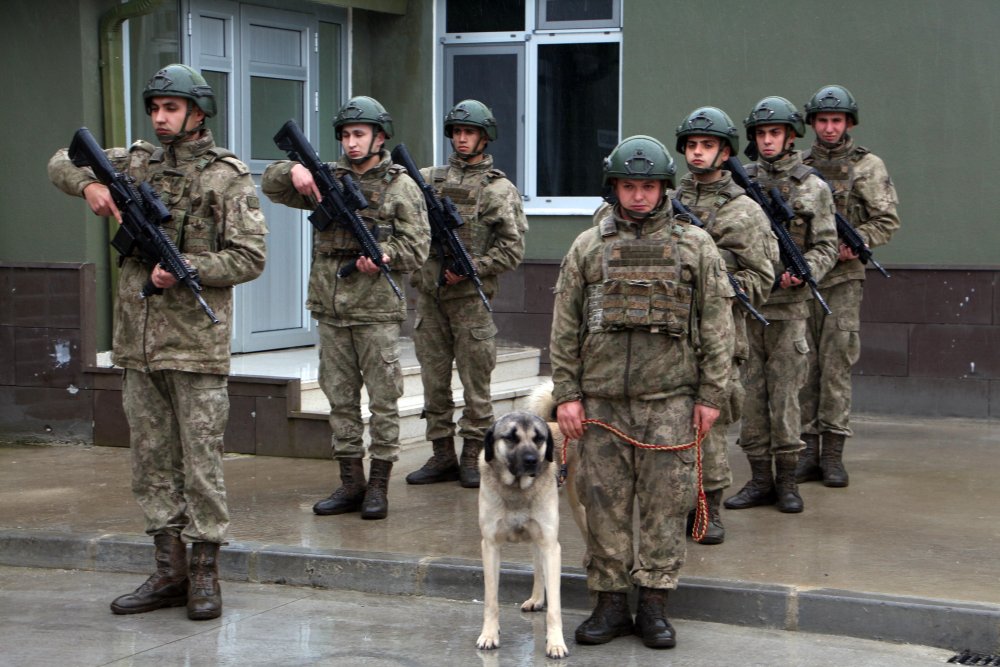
[{"xmin": 158, "ymin": 100, "xmax": 202, "ymax": 145}]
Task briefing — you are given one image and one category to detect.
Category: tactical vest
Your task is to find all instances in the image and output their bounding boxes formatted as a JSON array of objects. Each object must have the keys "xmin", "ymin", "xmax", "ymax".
[
  {"xmin": 429, "ymin": 165, "xmax": 506, "ymax": 257},
  {"xmin": 585, "ymin": 216, "xmax": 693, "ymax": 337},
  {"xmin": 746, "ymin": 162, "xmax": 813, "ymax": 252},
  {"xmin": 137, "ymin": 143, "xmax": 243, "ymax": 255},
  {"xmin": 804, "ymin": 144, "xmax": 869, "ymax": 225},
  {"xmin": 678, "ymin": 180, "xmax": 747, "ymax": 271},
  {"xmin": 315, "ymin": 164, "xmax": 404, "ymax": 254}
]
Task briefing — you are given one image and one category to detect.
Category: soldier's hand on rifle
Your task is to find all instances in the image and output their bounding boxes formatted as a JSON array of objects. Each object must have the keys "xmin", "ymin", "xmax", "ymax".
[
  {"xmin": 83, "ymin": 183, "xmax": 122, "ymax": 224},
  {"xmin": 150, "ymin": 263, "xmax": 178, "ymax": 289},
  {"xmin": 290, "ymin": 164, "xmax": 322, "ymax": 202},
  {"xmin": 355, "ymin": 253, "xmax": 390, "ymax": 275},
  {"xmin": 443, "ymin": 268, "xmax": 468, "ymax": 286},
  {"xmin": 838, "ymin": 242, "xmax": 860, "ymax": 262},
  {"xmin": 779, "ymin": 271, "xmax": 803, "ymax": 289}
]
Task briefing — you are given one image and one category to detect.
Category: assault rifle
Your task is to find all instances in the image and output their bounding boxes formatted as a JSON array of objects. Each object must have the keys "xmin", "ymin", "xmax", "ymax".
[
  {"xmin": 809, "ymin": 173, "xmax": 890, "ymax": 278},
  {"xmin": 391, "ymin": 143, "xmax": 491, "ymax": 312},
  {"xmin": 670, "ymin": 198, "xmax": 769, "ymax": 326},
  {"xmin": 273, "ymin": 119, "xmax": 402, "ymax": 299},
  {"xmin": 724, "ymin": 157, "xmax": 832, "ymax": 315},
  {"xmin": 68, "ymin": 127, "xmax": 219, "ymax": 324}
]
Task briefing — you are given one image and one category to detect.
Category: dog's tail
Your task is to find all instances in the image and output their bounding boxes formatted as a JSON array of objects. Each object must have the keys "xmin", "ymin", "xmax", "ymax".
[{"xmin": 526, "ymin": 378, "xmax": 557, "ymax": 421}]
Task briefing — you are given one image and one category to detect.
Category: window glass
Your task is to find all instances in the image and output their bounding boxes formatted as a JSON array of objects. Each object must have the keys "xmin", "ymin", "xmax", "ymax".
[
  {"xmin": 251, "ymin": 77, "xmax": 303, "ymax": 161},
  {"xmin": 450, "ymin": 53, "xmax": 519, "ymax": 182},
  {"xmin": 201, "ymin": 71, "xmax": 228, "ymax": 147},
  {"xmin": 541, "ymin": 0, "xmax": 616, "ymax": 24},
  {"xmin": 127, "ymin": 5, "xmax": 180, "ymax": 144},
  {"xmin": 536, "ymin": 42, "xmax": 619, "ymax": 197},
  {"xmin": 445, "ymin": 0, "xmax": 524, "ymax": 33}
]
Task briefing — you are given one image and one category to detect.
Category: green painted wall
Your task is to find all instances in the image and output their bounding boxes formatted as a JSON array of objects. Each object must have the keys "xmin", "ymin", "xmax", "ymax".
[
  {"xmin": 623, "ymin": 0, "xmax": 1000, "ymax": 266},
  {"xmin": 1, "ymin": 0, "xmax": 115, "ymax": 345}
]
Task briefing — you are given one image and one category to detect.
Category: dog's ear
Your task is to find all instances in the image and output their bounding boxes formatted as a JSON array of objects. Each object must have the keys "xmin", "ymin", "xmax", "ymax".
[
  {"xmin": 483, "ymin": 424, "xmax": 495, "ymax": 462},
  {"xmin": 543, "ymin": 422, "xmax": 554, "ymax": 462}
]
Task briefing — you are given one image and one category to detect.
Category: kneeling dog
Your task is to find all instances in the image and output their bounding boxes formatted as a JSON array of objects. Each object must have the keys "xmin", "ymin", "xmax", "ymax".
[{"xmin": 476, "ymin": 411, "xmax": 568, "ymax": 659}]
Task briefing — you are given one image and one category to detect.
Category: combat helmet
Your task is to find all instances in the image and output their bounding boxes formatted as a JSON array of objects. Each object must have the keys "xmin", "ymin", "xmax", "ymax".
[
  {"xmin": 743, "ymin": 96, "xmax": 806, "ymax": 141},
  {"xmin": 602, "ymin": 135, "xmax": 676, "ymax": 208},
  {"xmin": 804, "ymin": 84, "xmax": 859, "ymax": 125},
  {"xmin": 143, "ymin": 64, "xmax": 216, "ymax": 118},
  {"xmin": 334, "ymin": 96, "xmax": 394, "ymax": 140},
  {"xmin": 444, "ymin": 100, "xmax": 498, "ymax": 141},
  {"xmin": 675, "ymin": 106, "xmax": 740, "ymax": 156}
]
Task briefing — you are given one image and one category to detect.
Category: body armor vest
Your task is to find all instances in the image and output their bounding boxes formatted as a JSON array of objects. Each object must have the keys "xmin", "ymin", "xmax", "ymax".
[
  {"xmin": 680, "ymin": 180, "xmax": 746, "ymax": 272},
  {"xmin": 805, "ymin": 144, "xmax": 869, "ymax": 225},
  {"xmin": 586, "ymin": 216, "xmax": 693, "ymax": 337},
  {"xmin": 746, "ymin": 162, "xmax": 812, "ymax": 252},
  {"xmin": 315, "ymin": 164, "xmax": 403, "ymax": 254},
  {"xmin": 429, "ymin": 165, "xmax": 505, "ymax": 257},
  {"xmin": 142, "ymin": 145, "xmax": 239, "ymax": 255}
]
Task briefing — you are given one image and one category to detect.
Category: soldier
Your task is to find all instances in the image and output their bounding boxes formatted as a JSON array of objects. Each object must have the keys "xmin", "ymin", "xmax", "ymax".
[
  {"xmin": 262, "ymin": 96, "xmax": 428, "ymax": 521},
  {"xmin": 47, "ymin": 64, "xmax": 267, "ymax": 620},
  {"xmin": 724, "ymin": 96, "xmax": 838, "ymax": 515},
  {"xmin": 404, "ymin": 100, "xmax": 527, "ymax": 489},
  {"xmin": 673, "ymin": 107, "xmax": 778, "ymax": 544},
  {"xmin": 550, "ymin": 136, "xmax": 734, "ymax": 649},
  {"xmin": 798, "ymin": 85, "xmax": 900, "ymax": 487}
]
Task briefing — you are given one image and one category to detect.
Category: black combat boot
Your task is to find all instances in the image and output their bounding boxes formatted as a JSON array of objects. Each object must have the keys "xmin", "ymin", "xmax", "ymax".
[
  {"xmin": 795, "ymin": 433, "xmax": 822, "ymax": 483},
  {"xmin": 361, "ymin": 459, "xmax": 392, "ymax": 520},
  {"xmin": 574, "ymin": 591, "xmax": 634, "ymax": 645},
  {"xmin": 695, "ymin": 489, "xmax": 726, "ymax": 545},
  {"xmin": 405, "ymin": 437, "xmax": 459, "ymax": 485},
  {"xmin": 187, "ymin": 542, "xmax": 222, "ymax": 620},
  {"xmin": 459, "ymin": 438, "xmax": 483, "ymax": 488},
  {"xmin": 110, "ymin": 533, "xmax": 188, "ymax": 614},
  {"xmin": 774, "ymin": 453, "xmax": 804, "ymax": 513},
  {"xmin": 723, "ymin": 455, "xmax": 777, "ymax": 509},
  {"xmin": 313, "ymin": 458, "xmax": 367, "ymax": 515},
  {"xmin": 634, "ymin": 587, "xmax": 677, "ymax": 648},
  {"xmin": 820, "ymin": 432, "xmax": 850, "ymax": 488}
]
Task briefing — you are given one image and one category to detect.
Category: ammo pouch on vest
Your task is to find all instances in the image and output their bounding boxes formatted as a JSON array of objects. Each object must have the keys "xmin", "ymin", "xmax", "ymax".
[
  {"xmin": 586, "ymin": 236, "xmax": 693, "ymax": 336},
  {"xmin": 430, "ymin": 166, "xmax": 500, "ymax": 257},
  {"xmin": 315, "ymin": 167, "xmax": 399, "ymax": 255}
]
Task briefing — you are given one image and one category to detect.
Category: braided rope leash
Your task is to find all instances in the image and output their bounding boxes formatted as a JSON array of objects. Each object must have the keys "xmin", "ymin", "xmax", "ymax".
[{"xmin": 561, "ymin": 418, "xmax": 709, "ymax": 543}]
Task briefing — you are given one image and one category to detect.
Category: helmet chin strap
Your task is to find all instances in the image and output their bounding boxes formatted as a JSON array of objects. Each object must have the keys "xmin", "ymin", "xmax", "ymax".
[
  {"xmin": 686, "ymin": 146, "xmax": 725, "ymax": 175},
  {"xmin": 819, "ymin": 131, "xmax": 850, "ymax": 149},
  {"xmin": 453, "ymin": 135, "xmax": 487, "ymax": 160},
  {"xmin": 347, "ymin": 127, "xmax": 382, "ymax": 165},
  {"xmin": 158, "ymin": 101, "xmax": 202, "ymax": 145}
]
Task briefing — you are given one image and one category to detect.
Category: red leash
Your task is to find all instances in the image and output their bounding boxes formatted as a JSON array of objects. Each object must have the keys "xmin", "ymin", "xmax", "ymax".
[{"xmin": 562, "ymin": 419, "xmax": 709, "ymax": 543}]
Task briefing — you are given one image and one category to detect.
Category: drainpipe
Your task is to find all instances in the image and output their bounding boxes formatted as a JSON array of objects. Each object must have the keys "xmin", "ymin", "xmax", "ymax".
[{"xmin": 97, "ymin": 0, "xmax": 165, "ymax": 296}]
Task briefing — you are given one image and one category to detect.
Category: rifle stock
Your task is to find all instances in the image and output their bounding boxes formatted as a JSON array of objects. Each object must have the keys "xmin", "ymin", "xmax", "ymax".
[{"xmin": 68, "ymin": 127, "xmax": 219, "ymax": 324}]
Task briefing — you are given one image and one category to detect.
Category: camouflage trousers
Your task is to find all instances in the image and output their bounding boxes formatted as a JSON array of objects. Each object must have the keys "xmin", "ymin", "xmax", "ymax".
[
  {"xmin": 739, "ymin": 317, "xmax": 808, "ymax": 457},
  {"xmin": 121, "ymin": 368, "xmax": 229, "ymax": 544},
  {"xmin": 800, "ymin": 279, "xmax": 862, "ymax": 437},
  {"xmin": 318, "ymin": 321, "xmax": 404, "ymax": 462},
  {"xmin": 700, "ymin": 361, "xmax": 744, "ymax": 491},
  {"xmin": 412, "ymin": 292, "xmax": 497, "ymax": 441},
  {"xmin": 576, "ymin": 395, "xmax": 696, "ymax": 592}
]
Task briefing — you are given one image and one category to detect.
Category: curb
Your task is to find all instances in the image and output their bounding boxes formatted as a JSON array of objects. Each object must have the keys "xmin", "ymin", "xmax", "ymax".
[{"xmin": 2, "ymin": 528, "xmax": 997, "ymax": 654}]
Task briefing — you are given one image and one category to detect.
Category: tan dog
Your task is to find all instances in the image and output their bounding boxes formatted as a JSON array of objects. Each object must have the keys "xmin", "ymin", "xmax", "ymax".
[
  {"xmin": 525, "ymin": 379, "xmax": 588, "ymax": 541},
  {"xmin": 476, "ymin": 411, "xmax": 568, "ymax": 659}
]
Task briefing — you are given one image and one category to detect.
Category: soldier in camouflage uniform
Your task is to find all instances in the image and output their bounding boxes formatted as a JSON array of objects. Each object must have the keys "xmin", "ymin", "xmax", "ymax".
[
  {"xmin": 405, "ymin": 100, "xmax": 527, "ymax": 489},
  {"xmin": 724, "ymin": 97, "xmax": 838, "ymax": 515},
  {"xmin": 550, "ymin": 136, "xmax": 734, "ymax": 649},
  {"xmin": 262, "ymin": 96, "xmax": 429, "ymax": 521},
  {"xmin": 672, "ymin": 107, "xmax": 778, "ymax": 544},
  {"xmin": 798, "ymin": 85, "xmax": 900, "ymax": 488},
  {"xmin": 48, "ymin": 64, "xmax": 267, "ymax": 620}
]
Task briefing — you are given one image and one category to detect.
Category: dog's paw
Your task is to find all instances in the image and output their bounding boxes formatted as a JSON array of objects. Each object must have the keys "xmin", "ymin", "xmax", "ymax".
[
  {"xmin": 476, "ymin": 632, "xmax": 500, "ymax": 650},
  {"xmin": 520, "ymin": 597, "xmax": 546, "ymax": 612},
  {"xmin": 545, "ymin": 638, "xmax": 569, "ymax": 659}
]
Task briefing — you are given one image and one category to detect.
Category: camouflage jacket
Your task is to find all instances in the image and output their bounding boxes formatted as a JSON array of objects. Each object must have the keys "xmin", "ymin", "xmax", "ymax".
[
  {"xmin": 413, "ymin": 153, "xmax": 527, "ymax": 302},
  {"xmin": 746, "ymin": 151, "xmax": 838, "ymax": 320},
  {"xmin": 804, "ymin": 137, "xmax": 900, "ymax": 287},
  {"xmin": 673, "ymin": 171, "xmax": 778, "ymax": 361},
  {"xmin": 549, "ymin": 204, "xmax": 734, "ymax": 408},
  {"xmin": 261, "ymin": 150, "xmax": 429, "ymax": 325},
  {"xmin": 48, "ymin": 130, "xmax": 267, "ymax": 374}
]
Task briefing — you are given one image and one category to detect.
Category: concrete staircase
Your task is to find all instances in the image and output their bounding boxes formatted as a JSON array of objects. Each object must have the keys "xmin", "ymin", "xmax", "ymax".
[{"xmin": 289, "ymin": 339, "xmax": 545, "ymax": 447}]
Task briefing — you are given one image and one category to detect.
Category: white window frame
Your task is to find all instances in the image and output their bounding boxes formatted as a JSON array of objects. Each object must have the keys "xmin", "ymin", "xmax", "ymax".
[{"xmin": 436, "ymin": 0, "xmax": 622, "ymax": 216}]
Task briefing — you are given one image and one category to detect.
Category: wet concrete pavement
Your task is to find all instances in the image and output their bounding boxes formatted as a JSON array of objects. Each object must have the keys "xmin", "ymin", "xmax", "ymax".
[
  {"xmin": 1, "ymin": 414, "xmax": 999, "ymax": 660},
  {"xmin": 0, "ymin": 566, "xmax": 956, "ymax": 666}
]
